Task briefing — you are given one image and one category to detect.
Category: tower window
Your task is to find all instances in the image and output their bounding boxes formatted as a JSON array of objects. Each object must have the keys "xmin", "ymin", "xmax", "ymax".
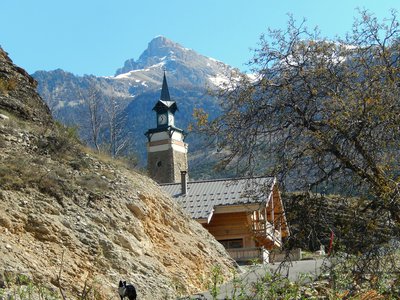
[{"xmin": 157, "ymin": 161, "xmax": 162, "ymax": 167}]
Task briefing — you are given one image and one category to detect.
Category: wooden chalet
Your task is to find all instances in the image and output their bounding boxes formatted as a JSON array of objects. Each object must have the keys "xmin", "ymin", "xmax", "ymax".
[{"xmin": 161, "ymin": 174, "xmax": 289, "ymax": 264}]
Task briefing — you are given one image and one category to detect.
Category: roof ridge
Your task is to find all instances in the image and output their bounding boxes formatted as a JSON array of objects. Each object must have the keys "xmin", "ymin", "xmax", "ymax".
[{"xmin": 160, "ymin": 175, "xmax": 275, "ymax": 186}]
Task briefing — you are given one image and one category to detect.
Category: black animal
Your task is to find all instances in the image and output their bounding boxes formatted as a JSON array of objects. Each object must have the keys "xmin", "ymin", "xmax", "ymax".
[{"xmin": 118, "ymin": 280, "xmax": 137, "ymax": 300}]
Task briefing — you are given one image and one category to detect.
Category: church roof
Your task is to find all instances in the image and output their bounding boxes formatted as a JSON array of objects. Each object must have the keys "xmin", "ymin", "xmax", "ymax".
[
  {"xmin": 161, "ymin": 176, "xmax": 276, "ymax": 221},
  {"xmin": 160, "ymin": 71, "xmax": 171, "ymax": 101},
  {"xmin": 152, "ymin": 72, "xmax": 178, "ymax": 113},
  {"xmin": 152, "ymin": 100, "xmax": 178, "ymax": 113}
]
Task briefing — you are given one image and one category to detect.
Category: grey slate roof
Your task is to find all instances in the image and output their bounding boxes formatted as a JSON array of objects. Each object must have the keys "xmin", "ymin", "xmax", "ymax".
[
  {"xmin": 152, "ymin": 100, "xmax": 178, "ymax": 114},
  {"xmin": 161, "ymin": 176, "xmax": 275, "ymax": 221}
]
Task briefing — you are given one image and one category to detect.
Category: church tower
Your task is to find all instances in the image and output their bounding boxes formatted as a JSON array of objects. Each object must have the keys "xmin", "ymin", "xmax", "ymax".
[{"xmin": 145, "ymin": 72, "xmax": 188, "ymax": 184}]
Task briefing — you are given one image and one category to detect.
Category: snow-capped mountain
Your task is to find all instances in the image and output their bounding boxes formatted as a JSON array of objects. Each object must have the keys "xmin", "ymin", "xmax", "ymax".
[
  {"xmin": 32, "ymin": 36, "xmax": 238, "ymax": 176},
  {"xmin": 114, "ymin": 36, "xmax": 236, "ymax": 88},
  {"xmin": 33, "ymin": 36, "xmax": 237, "ymax": 116}
]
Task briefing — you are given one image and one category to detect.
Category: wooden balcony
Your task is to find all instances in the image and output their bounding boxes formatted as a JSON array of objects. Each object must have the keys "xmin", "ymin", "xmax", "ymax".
[
  {"xmin": 227, "ymin": 247, "xmax": 269, "ymax": 264},
  {"xmin": 252, "ymin": 221, "xmax": 282, "ymax": 248}
]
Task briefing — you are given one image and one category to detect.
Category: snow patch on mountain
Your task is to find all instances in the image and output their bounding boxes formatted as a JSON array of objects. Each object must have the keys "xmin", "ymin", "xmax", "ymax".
[
  {"xmin": 246, "ymin": 73, "xmax": 258, "ymax": 82},
  {"xmin": 208, "ymin": 73, "xmax": 230, "ymax": 87},
  {"xmin": 208, "ymin": 57, "xmax": 223, "ymax": 63}
]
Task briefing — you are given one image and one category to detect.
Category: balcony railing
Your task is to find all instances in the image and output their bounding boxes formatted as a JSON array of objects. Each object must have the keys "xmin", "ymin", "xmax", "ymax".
[
  {"xmin": 252, "ymin": 222, "xmax": 282, "ymax": 247},
  {"xmin": 227, "ymin": 247, "xmax": 269, "ymax": 264}
]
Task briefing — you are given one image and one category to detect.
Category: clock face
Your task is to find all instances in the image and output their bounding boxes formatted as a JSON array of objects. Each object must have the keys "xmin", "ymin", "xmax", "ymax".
[{"xmin": 158, "ymin": 114, "xmax": 167, "ymax": 125}]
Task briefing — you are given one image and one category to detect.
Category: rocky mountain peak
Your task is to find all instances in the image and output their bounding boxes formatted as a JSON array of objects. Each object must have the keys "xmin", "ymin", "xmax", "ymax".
[
  {"xmin": 114, "ymin": 36, "xmax": 235, "ymax": 90},
  {"xmin": 115, "ymin": 36, "xmax": 197, "ymax": 76},
  {"xmin": 146, "ymin": 35, "xmax": 184, "ymax": 56}
]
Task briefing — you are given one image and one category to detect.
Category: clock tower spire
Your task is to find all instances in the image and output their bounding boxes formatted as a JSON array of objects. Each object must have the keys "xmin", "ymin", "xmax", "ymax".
[
  {"xmin": 160, "ymin": 71, "xmax": 171, "ymax": 101},
  {"xmin": 145, "ymin": 72, "xmax": 188, "ymax": 184}
]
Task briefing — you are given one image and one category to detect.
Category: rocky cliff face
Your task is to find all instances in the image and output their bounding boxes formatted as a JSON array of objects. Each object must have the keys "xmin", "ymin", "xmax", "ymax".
[
  {"xmin": 0, "ymin": 48, "xmax": 52, "ymax": 125},
  {"xmin": 0, "ymin": 47, "xmax": 234, "ymax": 299}
]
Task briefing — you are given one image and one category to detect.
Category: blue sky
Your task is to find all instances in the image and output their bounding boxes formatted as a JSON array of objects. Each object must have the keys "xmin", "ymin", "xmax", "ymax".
[{"xmin": 1, "ymin": 0, "xmax": 399, "ymax": 76}]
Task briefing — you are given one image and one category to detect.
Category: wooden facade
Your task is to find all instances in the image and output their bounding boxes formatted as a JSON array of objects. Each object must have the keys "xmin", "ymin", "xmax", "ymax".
[
  {"xmin": 199, "ymin": 186, "xmax": 289, "ymax": 263},
  {"xmin": 161, "ymin": 176, "xmax": 289, "ymax": 264},
  {"xmin": 204, "ymin": 211, "xmax": 256, "ymax": 249}
]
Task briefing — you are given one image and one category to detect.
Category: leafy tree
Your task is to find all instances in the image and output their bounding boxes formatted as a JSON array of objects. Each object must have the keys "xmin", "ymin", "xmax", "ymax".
[
  {"xmin": 197, "ymin": 10, "xmax": 400, "ymax": 294},
  {"xmin": 200, "ymin": 9, "xmax": 400, "ymax": 226}
]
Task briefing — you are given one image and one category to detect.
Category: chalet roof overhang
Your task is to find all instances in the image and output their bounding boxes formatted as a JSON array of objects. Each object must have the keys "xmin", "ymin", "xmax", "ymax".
[
  {"xmin": 196, "ymin": 203, "xmax": 263, "ymax": 225},
  {"xmin": 161, "ymin": 176, "xmax": 276, "ymax": 221},
  {"xmin": 161, "ymin": 176, "xmax": 290, "ymax": 239},
  {"xmin": 271, "ymin": 185, "xmax": 290, "ymax": 238}
]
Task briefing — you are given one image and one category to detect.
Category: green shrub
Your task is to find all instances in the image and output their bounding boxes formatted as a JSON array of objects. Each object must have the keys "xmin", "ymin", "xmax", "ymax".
[
  {"xmin": 0, "ymin": 159, "xmax": 29, "ymax": 190},
  {"xmin": 76, "ymin": 173, "xmax": 109, "ymax": 193},
  {"xmin": 324, "ymin": 247, "xmax": 400, "ymax": 299},
  {"xmin": 0, "ymin": 271, "xmax": 110, "ymax": 300},
  {"xmin": 68, "ymin": 158, "xmax": 90, "ymax": 171},
  {"xmin": 38, "ymin": 175, "xmax": 65, "ymax": 203},
  {"xmin": 0, "ymin": 77, "xmax": 17, "ymax": 94},
  {"xmin": 35, "ymin": 122, "xmax": 80, "ymax": 160}
]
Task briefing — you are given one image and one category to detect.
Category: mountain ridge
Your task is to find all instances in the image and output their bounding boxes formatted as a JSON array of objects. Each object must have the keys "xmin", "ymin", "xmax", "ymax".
[
  {"xmin": 32, "ymin": 36, "xmax": 234, "ymax": 177},
  {"xmin": 113, "ymin": 36, "xmax": 236, "ymax": 90}
]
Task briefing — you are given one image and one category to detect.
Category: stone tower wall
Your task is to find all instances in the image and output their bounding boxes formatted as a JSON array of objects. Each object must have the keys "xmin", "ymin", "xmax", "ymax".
[
  {"xmin": 171, "ymin": 148, "xmax": 188, "ymax": 183},
  {"xmin": 147, "ymin": 148, "xmax": 172, "ymax": 184},
  {"xmin": 147, "ymin": 142, "xmax": 188, "ymax": 184}
]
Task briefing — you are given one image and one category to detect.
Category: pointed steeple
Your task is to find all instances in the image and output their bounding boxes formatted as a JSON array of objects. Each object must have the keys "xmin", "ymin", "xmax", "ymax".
[
  {"xmin": 160, "ymin": 71, "xmax": 171, "ymax": 101},
  {"xmin": 145, "ymin": 70, "xmax": 188, "ymax": 184},
  {"xmin": 151, "ymin": 71, "xmax": 178, "ymax": 114}
]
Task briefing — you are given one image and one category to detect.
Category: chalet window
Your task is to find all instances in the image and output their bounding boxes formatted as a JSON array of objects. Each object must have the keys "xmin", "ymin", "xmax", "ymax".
[{"xmin": 218, "ymin": 239, "xmax": 243, "ymax": 249}]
